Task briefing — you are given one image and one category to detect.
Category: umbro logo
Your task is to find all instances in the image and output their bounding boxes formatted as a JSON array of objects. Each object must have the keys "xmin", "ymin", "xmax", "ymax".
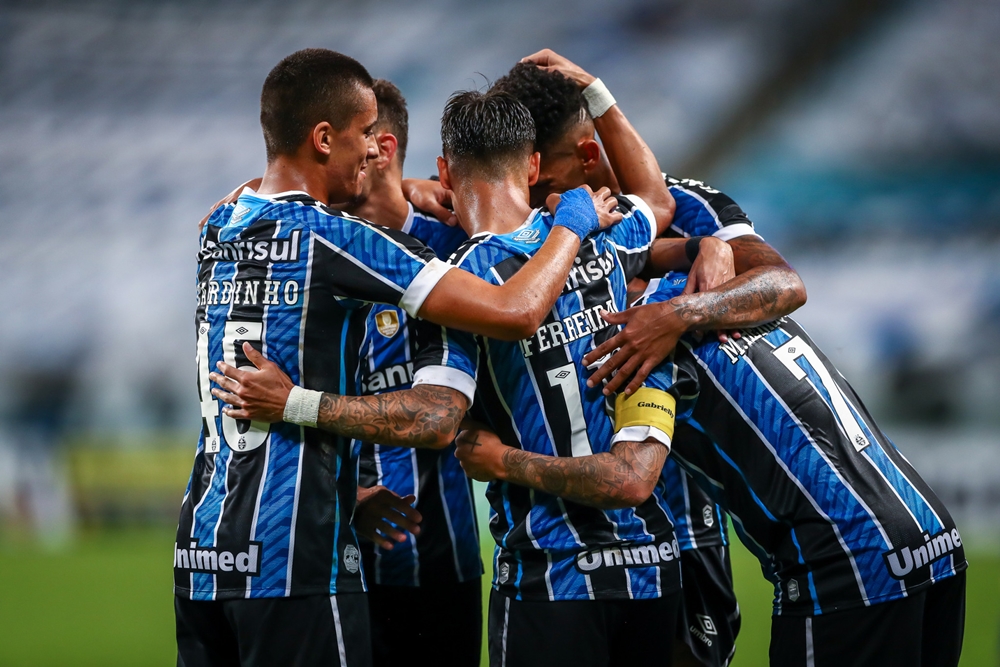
[
  {"xmin": 235, "ymin": 326, "xmax": 249, "ymax": 336},
  {"xmin": 554, "ymin": 370, "xmax": 570, "ymax": 379}
]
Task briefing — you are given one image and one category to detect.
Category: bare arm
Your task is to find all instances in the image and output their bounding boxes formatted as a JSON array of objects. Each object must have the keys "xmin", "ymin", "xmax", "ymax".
[
  {"xmin": 522, "ymin": 49, "xmax": 675, "ymax": 235},
  {"xmin": 417, "ymin": 187, "xmax": 621, "ymax": 341},
  {"xmin": 455, "ymin": 427, "xmax": 666, "ymax": 510},
  {"xmin": 582, "ymin": 264, "xmax": 806, "ymax": 395},
  {"xmin": 209, "ymin": 343, "xmax": 468, "ymax": 449},
  {"xmin": 315, "ymin": 384, "xmax": 468, "ymax": 449}
]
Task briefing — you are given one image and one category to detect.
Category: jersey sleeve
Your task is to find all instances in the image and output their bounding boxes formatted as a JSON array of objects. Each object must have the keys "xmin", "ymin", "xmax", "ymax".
[
  {"xmin": 664, "ymin": 175, "xmax": 759, "ymax": 242},
  {"xmin": 408, "ymin": 211, "xmax": 469, "ymax": 261},
  {"xmin": 604, "ymin": 194, "xmax": 657, "ymax": 282},
  {"xmin": 318, "ymin": 218, "xmax": 453, "ymax": 317},
  {"xmin": 409, "ymin": 238, "xmax": 498, "ymax": 405},
  {"xmin": 411, "ymin": 321, "xmax": 480, "ymax": 405}
]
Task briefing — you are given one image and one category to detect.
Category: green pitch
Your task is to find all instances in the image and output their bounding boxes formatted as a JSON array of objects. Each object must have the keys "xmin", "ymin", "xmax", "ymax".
[{"xmin": 0, "ymin": 529, "xmax": 996, "ymax": 666}]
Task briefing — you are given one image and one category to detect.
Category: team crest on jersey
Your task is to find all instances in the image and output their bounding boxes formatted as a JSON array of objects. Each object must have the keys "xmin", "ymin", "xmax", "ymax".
[
  {"xmin": 498, "ymin": 562, "xmax": 510, "ymax": 584},
  {"xmin": 702, "ymin": 505, "xmax": 715, "ymax": 528},
  {"xmin": 343, "ymin": 544, "xmax": 360, "ymax": 573},
  {"xmin": 375, "ymin": 310, "xmax": 400, "ymax": 338}
]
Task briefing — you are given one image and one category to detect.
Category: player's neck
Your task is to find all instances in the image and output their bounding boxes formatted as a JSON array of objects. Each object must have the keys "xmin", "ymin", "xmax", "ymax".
[
  {"xmin": 257, "ymin": 156, "xmax": 336, "ymax": 204},
  {"xmin": 454, "ymin": 178, "xmax": 534, "ymax": 238},
  {"xmin": 343, "ymin": 170, "xmax": 409, "ymax": 231}
]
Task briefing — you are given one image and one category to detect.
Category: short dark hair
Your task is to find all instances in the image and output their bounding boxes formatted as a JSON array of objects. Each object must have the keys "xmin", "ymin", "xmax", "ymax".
[
  {"xmin": 372, "ymin": 79, "xmax": 409, "ymax": 165},
  {"xmin": 493, "ymin": 62, "xmax": 589, "ymax": 153},
  {"xmin": 260, "ymin": 48, "xmax": 374, "ymax": 161},
  {"xmin": 440, "ymin": 90, "xmax": 535, "ymax": 180}
]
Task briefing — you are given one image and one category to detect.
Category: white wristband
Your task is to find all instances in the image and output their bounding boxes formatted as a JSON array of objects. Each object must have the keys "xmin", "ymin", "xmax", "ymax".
[
  {"xmin": 283, "ymin": 385, "xmax": 323, "ymax": 428},
  {"xmin": 582, "ymin": 78, "xmax": 616, "ymax": 118}
]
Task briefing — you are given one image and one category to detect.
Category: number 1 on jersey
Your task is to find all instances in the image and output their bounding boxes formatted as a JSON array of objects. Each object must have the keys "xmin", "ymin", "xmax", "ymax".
[{"xmin": 546, "ymin": 363, "xmax": 593, "ymax": 457}]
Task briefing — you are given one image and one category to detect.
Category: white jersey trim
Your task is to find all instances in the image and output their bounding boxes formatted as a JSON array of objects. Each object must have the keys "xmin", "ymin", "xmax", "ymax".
[
  {"xmin": 612, "ymin": 425, "xmax": 672, "ymax": 452},
  {"xmin": 398, "ymin": 257, "xmax": 453, "ymax": 317},
  {"xmin": 620, "ymin": 194, "xmax": 657, "ymax": 244},
  {"xmin": 713, "ymin": 223, "xmax": 759, "ymax": 242},
  {"xmin": 412, "ymin": 365, "xmax": 477, "ymax": 405}
]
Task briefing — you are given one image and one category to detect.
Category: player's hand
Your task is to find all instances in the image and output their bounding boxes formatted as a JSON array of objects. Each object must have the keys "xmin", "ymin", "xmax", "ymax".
[
  {"xmin": 354, "ymin": 485, "xmax": 422, "ymax": 550},
  {"xmin": 401, "ymin": 178, "xmax": 458, "ymax": 227},
  {"xmin": 581, "ymin": 301, "xmax": 686, "ymax": 396},
  {"xmin": 683, "ymin": 237, "xmax": 735, "ymax": 294},
  {"xmin": 199, "ymin": 178, "xmax": 262, "ymax": 231},
  {"xmin": 521, "ymin": 49, "xmax": 596, "ymax": 89},
  {"xmin": 210, "ymin": 342, "xmax": 293, "ymax": 422},
  {"xmin": 454, "ymin": 426, "xmax": 507, "ymax": 482},
  {"xmin": 546, "ymin": 185, "xmax": 622, "ymax": 232}
]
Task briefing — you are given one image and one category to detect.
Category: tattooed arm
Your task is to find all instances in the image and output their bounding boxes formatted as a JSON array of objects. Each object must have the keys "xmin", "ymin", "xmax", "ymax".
[
  {"xmin": 582, "ymin": 236, "xmax": 807, "ymax": 396},
  {"xmin": 314, "ymin": 385, "xmax": 468, "ymax": 449},
  {"xmin": 210, "ymin": 343, "xmax": 468, "ymax": 449},
  {"xmin": 455, "ymin": 427, "xmax": 667, "ymax": 510}
]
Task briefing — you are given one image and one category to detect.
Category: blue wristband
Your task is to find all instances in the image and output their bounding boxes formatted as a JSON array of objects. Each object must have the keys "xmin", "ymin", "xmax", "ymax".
[{"xmin": 551, "ymin": 187, "xmax": 599, "ymax": 241}]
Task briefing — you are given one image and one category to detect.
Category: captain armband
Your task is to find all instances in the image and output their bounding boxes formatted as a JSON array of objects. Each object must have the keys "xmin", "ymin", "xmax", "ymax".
[{"xmin": 614, "ymin": 387, "xmax": 677, "ymax": 441}]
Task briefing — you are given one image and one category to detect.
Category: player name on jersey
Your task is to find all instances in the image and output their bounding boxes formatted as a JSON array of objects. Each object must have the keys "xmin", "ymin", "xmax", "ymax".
[{"xmin": 518, "ymin": 298, "xmax": 615, "ymax": 358}]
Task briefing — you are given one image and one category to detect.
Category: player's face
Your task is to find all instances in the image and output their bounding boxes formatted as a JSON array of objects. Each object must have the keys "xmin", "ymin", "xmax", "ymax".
[
  {"xmin": 528, "ymin": 139, "xmax": 589, "ymax": 208},
  {"xmin": 326, "ymin": 87, "xmax": 379, "ymax": 202}
]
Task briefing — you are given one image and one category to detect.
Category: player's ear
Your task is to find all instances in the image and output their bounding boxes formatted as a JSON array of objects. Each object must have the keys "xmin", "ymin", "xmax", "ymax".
[
  {"xmin": 436, "ymin": 156, "xmax": 452, "ymax": 190},
  {"xmin": 311, "ymin": 121, "xmax": 334, "ymax": 157},
  {"xmin": 577, "ymin": 138, "xmax": 602, "ymax": 173},
  {"xmin": 376, "ymin": 132, "xmax": 398, "ymax": 169},
  {"xmin": 527, "ymin": 151, "xmax": 541, "ymax": 187}
]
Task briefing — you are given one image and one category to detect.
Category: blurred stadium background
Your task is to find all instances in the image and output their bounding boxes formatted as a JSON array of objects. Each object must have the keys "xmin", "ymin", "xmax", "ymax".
[{"xmin": 1, "ymin": 0, "xmax": 998, "ymax": 664}]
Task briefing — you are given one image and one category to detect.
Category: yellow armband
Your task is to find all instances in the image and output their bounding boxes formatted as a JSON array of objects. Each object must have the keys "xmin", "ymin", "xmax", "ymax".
[{"xmin": 614, "ymin": 387, "xmax": 676, "ymax": 440}]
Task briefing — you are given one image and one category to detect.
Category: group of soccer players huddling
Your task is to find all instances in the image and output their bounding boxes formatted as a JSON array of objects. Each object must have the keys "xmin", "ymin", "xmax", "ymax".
[{"xmin": 178, "ymin": 46, "xmax": 967, "ymax": 667}]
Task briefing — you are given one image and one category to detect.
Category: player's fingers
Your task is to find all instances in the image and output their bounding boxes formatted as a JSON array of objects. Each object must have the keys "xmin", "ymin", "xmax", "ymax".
[
  {"xmin": 215, "ymin": 360, "xmax": 247, "ymax": 383},
  {"xmin": 682, "ymin": 277, "xmax": 696, "ymax": 295},
  {"xmin": 603, "ymin": 355, "xmax": 642, "ymax": 396},
  {"xmin": 600, "ymin": 309, "xmax": 630, "ymax": 325},
  {"xmin": 717, "ymin": 331, "xmax": 729, "ymax": 344},
  {"xmin": 583, "ymin": 334, "xmax": 621, "ymax": 366},
  {"xmin": 624, "ymin": 360, "xmax": 657, "ymax": 397},
  {"xmin": 243, "ymin": 342, "xmax": 268, "ymax": 370},
  {"xmin": 209, "ymin": 372, "xmax": 241, "ymax": 393},
  {"xmin": 211, "ymin": 387, "xmax": 244, "ymax": 407},
  {"xmin": 587, "ymin": 348, "xmax": 630, "ymax": 387},
  {"xmin": 221, "ymin": 405, "xmax": 251, "ymax": 420}
]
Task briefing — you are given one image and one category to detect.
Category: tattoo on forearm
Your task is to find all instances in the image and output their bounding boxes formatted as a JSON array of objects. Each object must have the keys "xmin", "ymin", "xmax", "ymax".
[
  {"xmin": 671, "ymin": 265, "xmax": 804, "ymax": 330},
  {"xmin": 498, "ymin": 441, "xmax": 667, "ymax": 510},
  {"xmin": 317, "ymin": 385, "xmax": 468, "ymax": 448}
]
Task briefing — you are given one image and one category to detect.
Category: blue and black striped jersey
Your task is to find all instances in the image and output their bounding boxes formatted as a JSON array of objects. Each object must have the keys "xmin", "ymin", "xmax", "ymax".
[
  {"xmin": 627, "ymin": 278, "xmax": 967, "ymax": 616},
  {"xmin": 176, "ymin": 191, "xmax": 454, "ymax": 601},
  {"xmin": 659, "ymin": 443, "xmax": 728, "ymax": 551},
  {"xmin": 356, "ymin": 204, "xmax": 483, "ymax": 587},
  {"xmin": 418, "ymin": 196, "xmax": 681, "ymax": 602},
  {"xmin": 663, "ymin": 175, "xmax": 758, "ymax": 241},
  {"xmin": 651, "ymin": 174, "xmax": 753, "ymax": 552}
]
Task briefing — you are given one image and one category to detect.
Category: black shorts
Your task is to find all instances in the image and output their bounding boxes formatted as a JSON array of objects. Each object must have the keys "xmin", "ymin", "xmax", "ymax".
[
  {"xmin": 367, "ymin": 578, "xmax": 482, "ymax": 667},
  {"xmin": 770, "ymin": 570, "xmax": 966, "ymax": 667},
  {"xmin": 175, "ymin": 592, "xmax": 371, "ymax": 667},
  {"xmin": 674, "ymin": 546, "xmax": 741, "ymax": 667},
  {"xmin": 488, "ymin": 589, "xmax": 681, "ymax": 667}
]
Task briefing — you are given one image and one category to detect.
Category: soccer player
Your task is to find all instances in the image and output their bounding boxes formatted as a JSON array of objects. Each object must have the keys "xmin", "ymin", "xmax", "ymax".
[
  {"xmin": 178, "ymin": 48, "xmax": 623, "ymax": 667},
  {"xmin": 492, "ymin": 52, "xmax": 808, "ymax": 667},
  {"xmin": 211, "ymin": 86, "xmax": 703, "ymax": 666},
  {"xmin": 459, "ymin": 274, "xmax": 968, "ymax": 667},
  {"xmin": 341, "ymin": 79, "xmax": 482, "ymax": 667}
]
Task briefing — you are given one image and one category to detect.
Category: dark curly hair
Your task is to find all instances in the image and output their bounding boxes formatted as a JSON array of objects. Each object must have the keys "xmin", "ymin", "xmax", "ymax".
[
  {"xmin": 492, "ymin": 62, "xmax": 589, "ymax": 153},
  {"xmin": 441, "ymin": 89, "xmax": 535, "ymax": 180},
  {"xmin": 372, "ymin": 79, "xmax": 409, "ymax": 164}
]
